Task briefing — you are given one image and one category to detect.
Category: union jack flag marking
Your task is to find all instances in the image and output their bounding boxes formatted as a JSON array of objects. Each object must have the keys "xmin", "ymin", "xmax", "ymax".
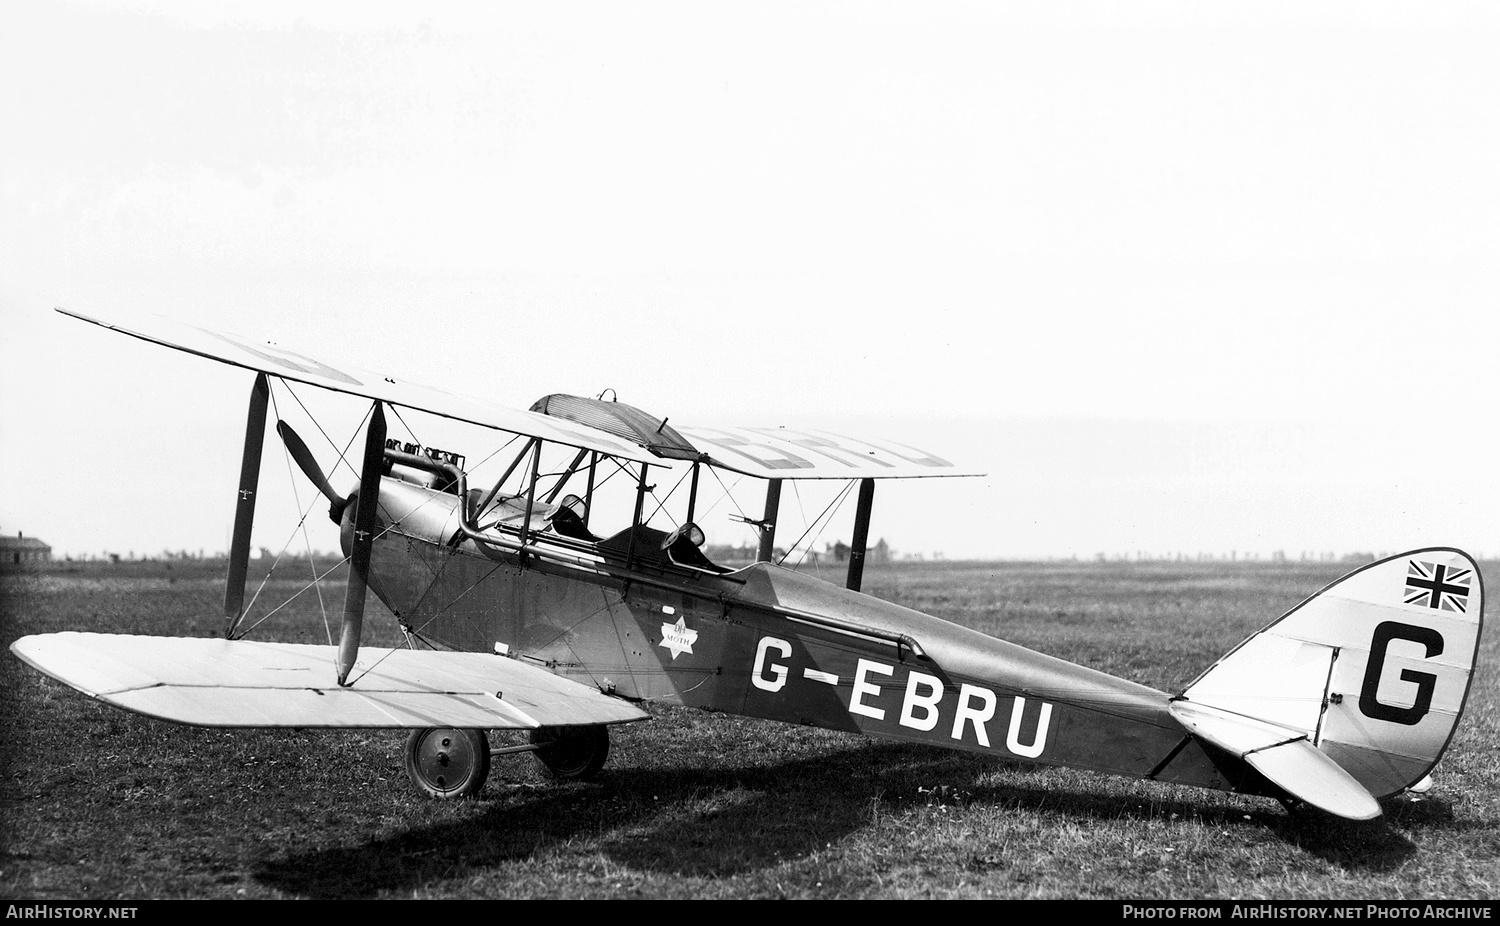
[{"xmin": 1404, "ymin": 560, "xmax": 1472, "ymax": 613}]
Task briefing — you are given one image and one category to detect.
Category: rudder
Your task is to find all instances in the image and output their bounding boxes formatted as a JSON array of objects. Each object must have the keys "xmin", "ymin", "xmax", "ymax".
[{"xmin": 1178, "ymin": 548, "xmax": 1483, "ymax": 801}]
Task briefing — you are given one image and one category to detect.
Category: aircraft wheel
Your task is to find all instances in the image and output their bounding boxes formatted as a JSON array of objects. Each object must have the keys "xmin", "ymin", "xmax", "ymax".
[
  {"xmin": 530, "ymin": 724, "xmax": 609, "ymax": 781},
  {"xmin": 405, "ymin": 727, "xmax": 490, "ymax": 799}
]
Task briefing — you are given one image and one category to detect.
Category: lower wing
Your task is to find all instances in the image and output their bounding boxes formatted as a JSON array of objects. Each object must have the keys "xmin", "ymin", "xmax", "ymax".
[{"xmin": 11, "ymin": 632, "xmax": 648, "ymax": 729}]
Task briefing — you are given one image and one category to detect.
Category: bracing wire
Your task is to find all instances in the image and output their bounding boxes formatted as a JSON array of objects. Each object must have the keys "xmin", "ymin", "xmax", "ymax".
[
  {"xmin": 233, "ymin": 555, "xmax": 350, "ymax": 640},
  {"xmin": 644, "ymin": 465, "xmax": 693, "ymax": 527},
  {"xmin": 264, "ymin": 380, "xmax": 332, "ymax": 640},
  {"xmin": 244, "ymin": 379, "xmax": 371, "ymax": 640},
  {"xmin": 779, "ymin": 479, "xmax": 856, "ymax": 569},
  {"xmin": 468, "ymin": 432, "xmax": 522, "ymax": 473},
  {"xmin": 284, "ymin": 382, "xmax": 368, "ymax": 485},
  {"xmin": 387, "ymin": 404, "xmax": 423, "ymax": 452},
  {"xmin": 702, "ymin": 465, "xmax": 758, "ymax": 544}
]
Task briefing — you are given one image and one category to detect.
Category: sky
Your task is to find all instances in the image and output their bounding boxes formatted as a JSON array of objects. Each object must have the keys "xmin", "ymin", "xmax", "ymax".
[{"xmin": 2, "ymin": 1, "xmax": 1497, "ymax": 562}]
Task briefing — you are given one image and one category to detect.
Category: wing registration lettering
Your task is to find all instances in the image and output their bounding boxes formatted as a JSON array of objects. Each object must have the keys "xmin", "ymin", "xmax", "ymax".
[
  {"xmin": 677, "ymin": 423, "xmax": 974, "ymax": 479},
  {"xmin": 849, "ymin": 434, "xmax": 955, "ymax": 469},
  {"xmin": 682, "ymin": 426, "xmax": 815, "ymax": 472},
  {"xmin": 744, "ymin": 428, "xmax": 893, "ymax": 470}
]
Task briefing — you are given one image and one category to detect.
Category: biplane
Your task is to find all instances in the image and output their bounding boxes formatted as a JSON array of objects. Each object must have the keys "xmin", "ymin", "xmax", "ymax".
[{"xmin": 10, "ymin": 308, "xmax": 1485, "ymax": 821}]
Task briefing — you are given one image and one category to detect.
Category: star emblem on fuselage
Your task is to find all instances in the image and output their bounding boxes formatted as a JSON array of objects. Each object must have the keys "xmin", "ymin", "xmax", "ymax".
[{"xmin": 659, "ymin": 616, "xmax": 698, "ymax": 660}]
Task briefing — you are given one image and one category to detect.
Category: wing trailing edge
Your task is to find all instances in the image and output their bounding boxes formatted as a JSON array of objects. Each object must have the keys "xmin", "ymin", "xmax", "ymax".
[{"xmin": 10, "ymin": 632, "xmax": 649, "ymax": 729}]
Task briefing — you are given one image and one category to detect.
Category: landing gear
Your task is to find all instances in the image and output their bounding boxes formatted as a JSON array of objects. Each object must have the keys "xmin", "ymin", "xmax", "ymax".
[
  {"xmin": 405, "ymin": 727, "xmax": 490, "ymax": 799},
  {"xmin": 530, "ymin": 724, "xmax": 609, "ymax": 781},
  {"xmin": 402, "ymin": 724, "xmax": 609, "ymax": 796}
]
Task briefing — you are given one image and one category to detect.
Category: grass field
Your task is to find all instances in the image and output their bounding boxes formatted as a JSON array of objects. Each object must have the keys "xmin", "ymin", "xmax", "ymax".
[{"xmin": 2, "ymin": 557, "xmax": 1496, "ymax": 900}]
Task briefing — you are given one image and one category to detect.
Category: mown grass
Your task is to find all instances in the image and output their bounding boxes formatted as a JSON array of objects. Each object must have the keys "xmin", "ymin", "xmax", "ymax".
[{"xmin": 1, "ymin": 558, "xmax": 1496, "ymax": 899}]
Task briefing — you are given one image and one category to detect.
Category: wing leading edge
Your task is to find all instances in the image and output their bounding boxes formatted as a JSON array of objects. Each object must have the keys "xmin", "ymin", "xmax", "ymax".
[
  {"xmin": 57, "ymin": 308, "xmax": 659, "ymax": 465},
  {"xmin": 10, "ymin": 632, "xmax": 649, "ymax": 729},
  {"xmin": 63, "ymin": 308, "xmax": 977, "ymax": 479}
]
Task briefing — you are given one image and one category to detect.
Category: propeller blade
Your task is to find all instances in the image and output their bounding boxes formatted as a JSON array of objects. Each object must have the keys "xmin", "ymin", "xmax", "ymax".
[
  {"xmin": 275, "ymin": 421, "xmax": 347, "ymax": 516},
  {"xmin": 337, "ymin": 401, "xmax": 387, "ymax": 687}
]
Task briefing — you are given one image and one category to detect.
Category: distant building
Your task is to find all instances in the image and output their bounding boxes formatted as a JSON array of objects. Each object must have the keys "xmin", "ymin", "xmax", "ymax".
[
  {"xmin": 704, "ymin": 543, "xmax": 759, "ymax": 564},
  {"xmin": 828, "ymin": 538, "xmax": 892, "ymax": 562},
  {"xmin": 0, "ymin": 532, "xmax": 51, "ymax": 566},
  {"xmin": 707, "ymin": 536, "xmax": 899, "ymax": 567}
]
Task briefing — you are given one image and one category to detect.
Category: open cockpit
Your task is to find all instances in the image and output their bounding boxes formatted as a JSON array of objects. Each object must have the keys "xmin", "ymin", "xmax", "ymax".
[{"xmin": 340, "ymin": 388, "xmax": 975, "ymax": 593}]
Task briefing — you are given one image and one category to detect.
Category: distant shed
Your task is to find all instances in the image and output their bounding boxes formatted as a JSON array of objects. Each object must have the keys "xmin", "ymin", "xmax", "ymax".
[{"xmin": 0, "ymin": 533, "xmax": 52, "ymax": 566}]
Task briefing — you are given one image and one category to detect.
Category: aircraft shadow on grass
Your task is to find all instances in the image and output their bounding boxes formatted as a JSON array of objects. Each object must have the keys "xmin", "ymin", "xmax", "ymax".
[{"xmin": 251, "ymin": 739, "xmax": 1438, "ymax": 898}]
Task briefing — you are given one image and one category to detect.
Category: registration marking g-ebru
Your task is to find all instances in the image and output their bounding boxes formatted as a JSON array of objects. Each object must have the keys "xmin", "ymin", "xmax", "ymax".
[{"xmin": 751, "ymin": 635, "xmax": 1052, "ymax": 758}]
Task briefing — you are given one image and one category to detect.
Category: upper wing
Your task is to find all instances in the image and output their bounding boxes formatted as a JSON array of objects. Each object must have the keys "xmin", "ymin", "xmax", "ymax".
[
  {"xmin": 58, "ymin": 307, "xmax": 658, "ymax": 464},
  {"xmin": 11, "ymin": 632, "xmax": 649, "ymax": 729},
  {"xmin": 526, "ymin": 394, "xmax": 981, "ymax": 479},
  {"xmin": 63, "ymin": 308, "xmax": 979, "ymax": 479},
  {"xmin": 673, "ymin": 425, "xmax": 981, "ymax": 480}
]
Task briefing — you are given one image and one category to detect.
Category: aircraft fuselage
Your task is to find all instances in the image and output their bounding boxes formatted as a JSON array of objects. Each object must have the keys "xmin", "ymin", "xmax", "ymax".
[{"xmin": 361, "ymin": 477, "xmax": 1263, "ymax": 800}]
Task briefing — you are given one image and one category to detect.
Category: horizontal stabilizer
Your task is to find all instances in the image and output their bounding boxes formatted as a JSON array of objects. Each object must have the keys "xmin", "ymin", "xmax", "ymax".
[
  {"xmin": 1170, "ymin": 700, "xmax": 1381, "ymax": 820},
  {"xmin": 10, "ymin": 632, "xmax": 649, "ymax": 729}
]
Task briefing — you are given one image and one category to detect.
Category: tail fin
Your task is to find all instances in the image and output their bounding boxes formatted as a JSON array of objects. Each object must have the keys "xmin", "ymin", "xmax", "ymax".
[{"xmin": 1175, "ymin": 549, "xmax": 1483, "ymax": 812}]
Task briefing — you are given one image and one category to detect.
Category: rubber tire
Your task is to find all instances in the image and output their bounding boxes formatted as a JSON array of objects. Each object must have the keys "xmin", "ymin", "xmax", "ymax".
[
  {"xmin": 405, "ymin": 728, "xmax": 490, "ymax": 799},
  {"xmin": 530, "ymin": 724, "xmax": 609, "ymax": 781}
]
